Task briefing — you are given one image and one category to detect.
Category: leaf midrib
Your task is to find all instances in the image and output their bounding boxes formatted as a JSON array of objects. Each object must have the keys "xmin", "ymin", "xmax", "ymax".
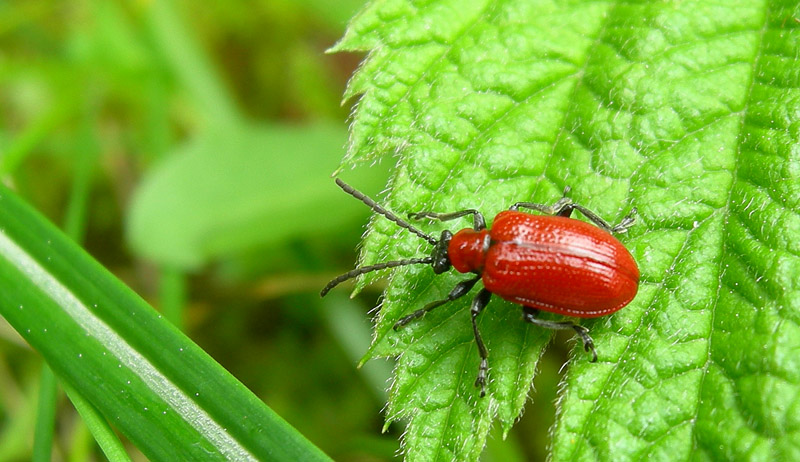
[
  {"xmin": 687, "ymin": 2, "xmax": 771, "ymax": 458},
  {"xmin": 561, "ymin": 3, "xmax": 770, "ymax": 460}
]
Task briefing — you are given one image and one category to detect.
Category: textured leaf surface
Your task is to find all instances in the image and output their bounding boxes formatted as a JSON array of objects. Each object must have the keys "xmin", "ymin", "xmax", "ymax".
[{"xmin": 334, "ymin": 0, "xmax": 800, "ymax": 460}]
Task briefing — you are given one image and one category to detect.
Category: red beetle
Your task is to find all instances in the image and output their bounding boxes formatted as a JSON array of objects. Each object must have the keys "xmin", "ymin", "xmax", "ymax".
[{"xmin": 321, "ymin": 179, "xmax": 639, "ymax": 396}]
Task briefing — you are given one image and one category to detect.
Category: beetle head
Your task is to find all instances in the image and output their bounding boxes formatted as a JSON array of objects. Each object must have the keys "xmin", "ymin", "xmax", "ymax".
[{"xmin": 431, "ymin": 230, "xmax": 453, "ymax": 274}]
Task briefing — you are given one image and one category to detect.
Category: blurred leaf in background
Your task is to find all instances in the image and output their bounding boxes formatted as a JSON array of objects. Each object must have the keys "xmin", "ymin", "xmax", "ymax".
[{"xmin": 129, "ymin": 123, "xmax": 360, "ymax": 269}]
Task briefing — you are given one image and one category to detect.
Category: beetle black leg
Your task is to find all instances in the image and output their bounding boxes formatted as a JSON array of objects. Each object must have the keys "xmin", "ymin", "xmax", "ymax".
[
  {"xmin": 565, "ymin": 204, "xmax": 637, "ymax": 234},
  {"xmin": 512, "ymin": 190, "xmax": 636, "ymax": 235},
  {"xmin": 509, "ymin": 201, "xmax": 555, "ymax": 214},
  {"xmin": 559, "ymin": 203, "xmax": 614, "ymax": 232},
  {"xmin": 409, "ymin": 210, "xmax": 486, "ymax": 231},
  {"xmin": 394, "ymin": 276, "xmax": 481, "ymax": 329},
  {"xmin": 610, "ymin": 207, "xmax": 637, "ymax": 233},
  {"xmin": 470, "ymin": 289, "xmax": 493, "ymax": 397},
  {"xmin": 521, "ymin": 308, "xmax": 597, "ymax": 362},
  {"xmin": 510, "ymin": 192, "xmax": 575, "ymax": 218}
]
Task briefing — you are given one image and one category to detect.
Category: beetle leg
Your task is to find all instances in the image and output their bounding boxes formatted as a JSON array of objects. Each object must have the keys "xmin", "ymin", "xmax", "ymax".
[
  {"xmin": 510, "ymin": 196, "xmax": 579, "ymax": 218},
  {"xmin": 566, "ymin": 204, "xmax": 618, "ymax": 232},
  {"xmin": 610, "ymin": 207, "xmax": 637, "ymax": 234},
  {"xmin": 393, "ymin": 276, "xmax": 481, "ymax": 329},
  {"xmin": 509, "ymin": 201, "xmax": 554, "ymax": 214},
  {"xmin": 408, "ymin": 210, "xmax": 486, "ymax": 231},
  {"xmin": 510, "ymin": 186, "xmax": 572, "ymax": 214},
  {"xmin": 512, "ymin": 191, "xmax": 636, "ymax": 236},
  {"xmin": 470, "ymin": 289, "xmax": 493, "ymax": 397},
  {"xmin": 565, "ymin": 203, "xmax": 639, "ymax": 235},
  {"xmin": 521, "ymin": 308, "xmax": 598, "ymax": 362},
  {"xmin": 567, "ymin": 204, "xmax": 637, "ymax": 235}
]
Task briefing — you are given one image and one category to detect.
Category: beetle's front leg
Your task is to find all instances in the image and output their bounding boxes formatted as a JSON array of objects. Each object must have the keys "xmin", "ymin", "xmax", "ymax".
[
  {"xmin": 408, "ymin": 209, "xmax": 486, "ymax": 231},
  {"xmin": 394, "ymin": 276, "xmax": 481, "ymax": 329}
]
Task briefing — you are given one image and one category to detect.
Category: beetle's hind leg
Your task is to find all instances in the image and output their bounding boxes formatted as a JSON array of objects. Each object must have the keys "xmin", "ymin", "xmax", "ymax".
[
  {"xmin": 509, "ymin": 185, "xmax": 572, "ymax": 214},
  {"xmin": 521, "ymin": 308, "xmax": 597, "ymax": 362},
  {"xmin": 564, "ymin": 203, "xmax": 637, "ymax": 234},
  {"xmin": 512, "ymin": 190, "xmax": 636, "ymax": 235},
  {"xmin": 609, "ymin": 207, "xmax": 637, "ymax": 234}
]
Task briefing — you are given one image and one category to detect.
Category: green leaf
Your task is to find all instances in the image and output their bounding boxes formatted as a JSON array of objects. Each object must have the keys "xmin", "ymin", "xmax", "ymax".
[
  {"xmin": 127, "ymin": 123, "xmax": 388, "ymax": 269},
  {"xmin": 0, "ymin": 185, "xmax": 330, "ymax": 461},
  {"xmin": 333, "ymin": 0, "xmax": 800, "ymax": 460}
]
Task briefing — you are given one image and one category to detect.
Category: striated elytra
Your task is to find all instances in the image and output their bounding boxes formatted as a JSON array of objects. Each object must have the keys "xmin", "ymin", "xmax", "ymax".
[
  {"xmin": 451, "ymin": 210, "xmax": 639, "ymax": 318},
  {"xmin": 321, "ymin": 179, "xmax": 640, "ymax": 397}
]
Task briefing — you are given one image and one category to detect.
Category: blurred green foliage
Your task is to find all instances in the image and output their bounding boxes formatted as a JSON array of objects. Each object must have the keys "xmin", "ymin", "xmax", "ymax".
[{"xmin": 0, "ymin": 0, "xmax": 572, "ymax": 460}]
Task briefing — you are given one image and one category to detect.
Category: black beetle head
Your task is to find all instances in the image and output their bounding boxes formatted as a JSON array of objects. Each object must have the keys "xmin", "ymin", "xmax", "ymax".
[{"xmin": 431, "ymin": 230, "xmax": 453, "ymax": 274}]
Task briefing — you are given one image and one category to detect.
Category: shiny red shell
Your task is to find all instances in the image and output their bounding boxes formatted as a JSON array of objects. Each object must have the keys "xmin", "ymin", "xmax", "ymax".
[{"xmin": 448, "ymin": 210, "xmax": 639, "ymax": 318}]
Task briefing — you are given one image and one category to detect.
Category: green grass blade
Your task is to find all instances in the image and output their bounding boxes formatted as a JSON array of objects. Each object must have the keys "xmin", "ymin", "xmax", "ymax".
[
  {"xmin": 0, "ymin": 185, "xmax": 330, "ymax": 461},
  {"xmin": 61, "ymin": 382, "xmax": 132, "ymax": 462},
  {"xmin": 32, "ymin": 365, "xmax": 56, "ymax": 462}
]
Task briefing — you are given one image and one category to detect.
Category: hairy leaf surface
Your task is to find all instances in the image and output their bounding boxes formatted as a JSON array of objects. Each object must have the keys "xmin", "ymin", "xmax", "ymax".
[{"xmin": 334, "ymin": 1, "xmax": 800, "ymax": 460}]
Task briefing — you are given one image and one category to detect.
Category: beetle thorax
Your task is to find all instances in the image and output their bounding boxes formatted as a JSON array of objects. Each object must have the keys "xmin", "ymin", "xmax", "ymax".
[{"xmin": 448, "ymin": 228, "xmax": 490, "ymax": 274}]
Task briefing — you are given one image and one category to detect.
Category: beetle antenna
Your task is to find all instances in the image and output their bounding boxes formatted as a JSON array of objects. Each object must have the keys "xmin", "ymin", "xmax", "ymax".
[
  {"xmin": 320, "ymin": 257, "xmax": 434, "ymax": 296},
  {"xmin": 335, "ymin": 179, "xmax": 438, "ymax": 246}
]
